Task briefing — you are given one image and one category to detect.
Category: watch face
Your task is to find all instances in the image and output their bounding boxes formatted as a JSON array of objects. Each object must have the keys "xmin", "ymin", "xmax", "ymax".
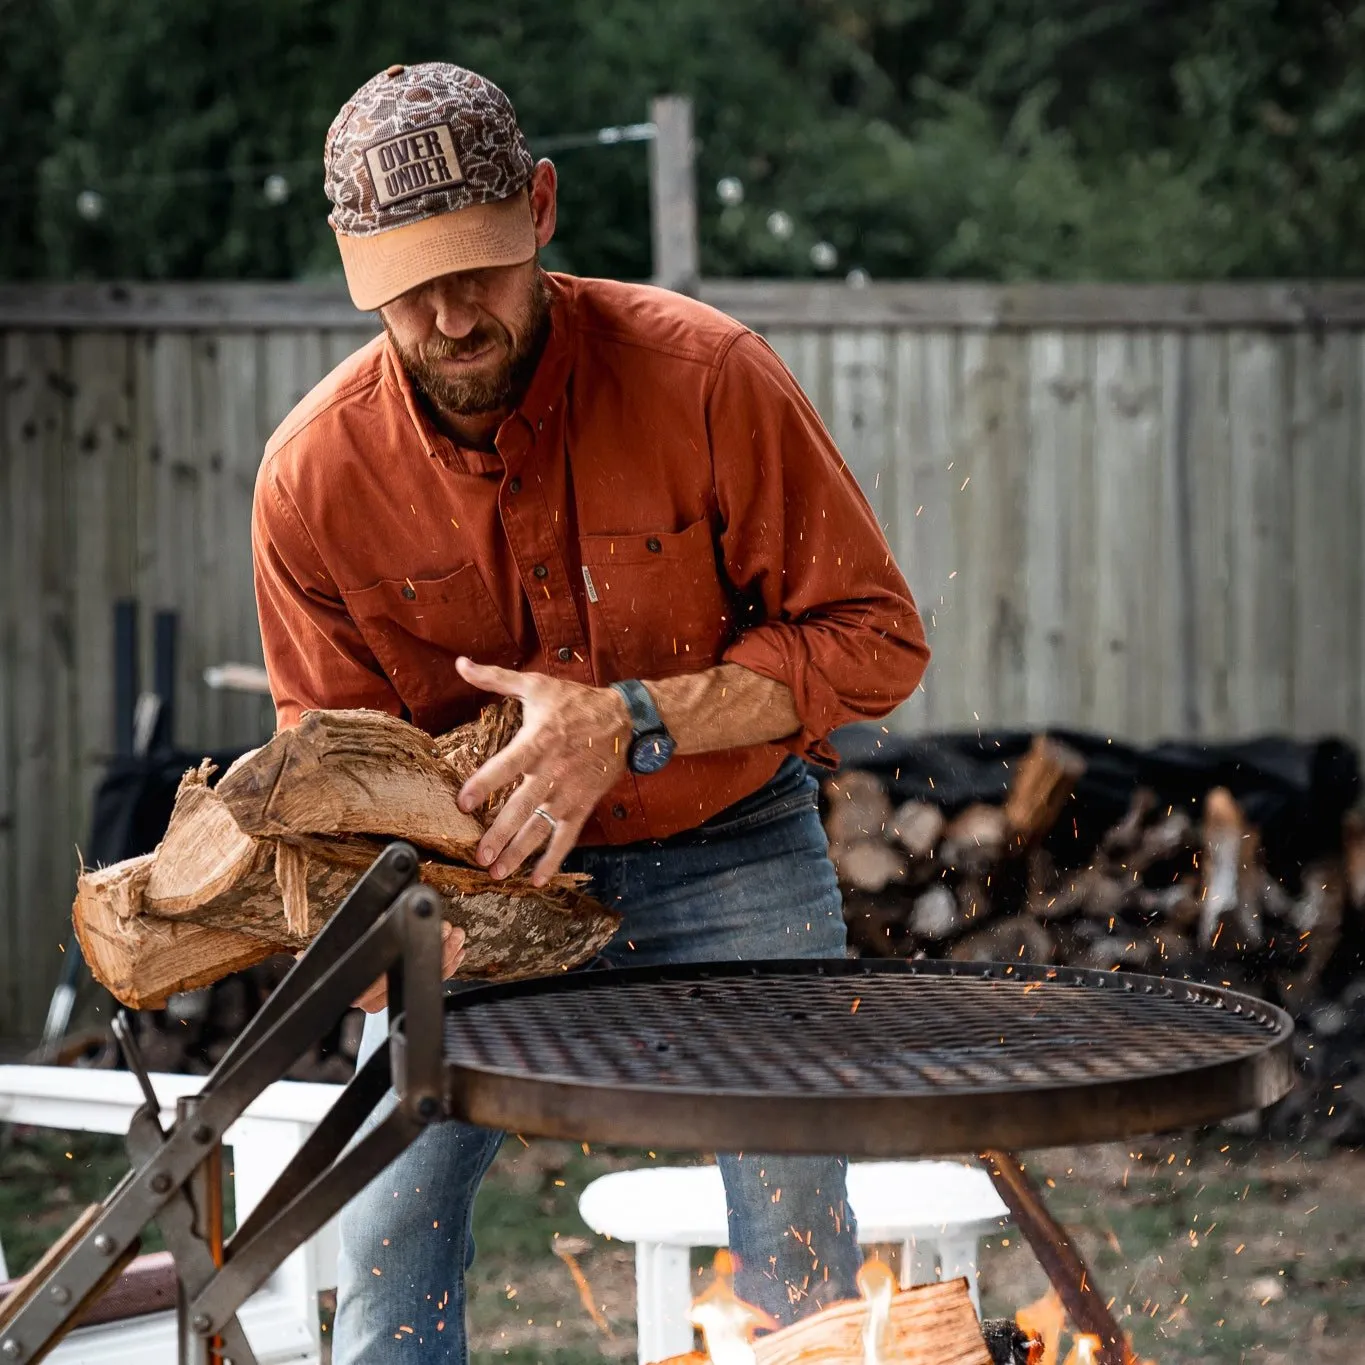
[{"xmin": 631, "ymin": 731, "xmax": 676, "ymax": 774}]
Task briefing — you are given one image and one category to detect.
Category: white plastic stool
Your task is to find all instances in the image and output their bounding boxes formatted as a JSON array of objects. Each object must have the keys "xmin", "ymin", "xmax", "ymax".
[{"xmin": 579, "ymin": 1162, "xmax": 1009, "ymax": 1365}]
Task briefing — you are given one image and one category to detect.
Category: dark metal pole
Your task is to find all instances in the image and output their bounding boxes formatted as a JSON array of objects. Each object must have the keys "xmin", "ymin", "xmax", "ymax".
[
  {"xmin": 980, "ymin": 1149, "xmax": 1129, "ymax": 1365},
  {"xmin": 175, "ymin": 1097, "xmax": 224, "ymax": 1365}
]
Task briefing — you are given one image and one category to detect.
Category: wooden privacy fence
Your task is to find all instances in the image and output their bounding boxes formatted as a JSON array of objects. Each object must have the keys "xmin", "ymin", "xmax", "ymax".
[{"xmin": 2, "ymin": 278, "xmax": 1365, "ymax": 1038}]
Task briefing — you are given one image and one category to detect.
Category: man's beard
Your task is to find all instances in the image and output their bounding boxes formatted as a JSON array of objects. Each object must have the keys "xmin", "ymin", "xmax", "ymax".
[{"xmin": 385, "ymin": 269, "xmax": 552, "ymax": 417}]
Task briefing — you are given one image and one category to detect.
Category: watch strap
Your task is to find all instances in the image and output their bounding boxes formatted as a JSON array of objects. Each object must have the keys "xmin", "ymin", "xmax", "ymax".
[{"xmin": 610, "ymin": 679, "xmax": 665, "ymax": 738}]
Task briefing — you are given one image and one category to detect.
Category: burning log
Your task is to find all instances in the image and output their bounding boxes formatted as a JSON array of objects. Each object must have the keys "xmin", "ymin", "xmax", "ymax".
[{"xmin": 653, "ymin": 1256, "xmax": 994, "ymax": 1365}]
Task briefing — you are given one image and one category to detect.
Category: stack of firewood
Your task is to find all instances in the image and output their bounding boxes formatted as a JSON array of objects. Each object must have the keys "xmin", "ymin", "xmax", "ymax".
[{"xmin": 826, "ymin": 735, "xmax": 1365, "ymax": 1143}]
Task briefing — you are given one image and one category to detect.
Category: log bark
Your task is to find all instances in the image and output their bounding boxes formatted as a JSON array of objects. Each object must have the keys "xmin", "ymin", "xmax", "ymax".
[
  {"xmin": 1003, "ymin": 736, "xmax": 1086, "ymax": 849},
  {"xmin": 215, "ymin": 708, "xmax": 484, "ymax": 861}
]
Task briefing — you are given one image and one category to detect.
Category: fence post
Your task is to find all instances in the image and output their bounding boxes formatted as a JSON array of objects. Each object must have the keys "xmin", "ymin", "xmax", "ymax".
[{"xmin": 648, "ymin": 95, "xmax": 699, "ymax": 295}]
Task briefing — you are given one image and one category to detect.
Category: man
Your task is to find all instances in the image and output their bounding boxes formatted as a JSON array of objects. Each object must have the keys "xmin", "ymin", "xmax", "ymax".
[{"xmin": 253, "ymin": 61, "xmax": 929, "ymax": 1364}]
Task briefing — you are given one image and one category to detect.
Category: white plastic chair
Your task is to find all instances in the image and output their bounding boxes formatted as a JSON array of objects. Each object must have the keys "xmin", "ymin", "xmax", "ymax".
[{"xmin": 578, "ymin": 1161, "xmax": 1010, "ymax": 1365}]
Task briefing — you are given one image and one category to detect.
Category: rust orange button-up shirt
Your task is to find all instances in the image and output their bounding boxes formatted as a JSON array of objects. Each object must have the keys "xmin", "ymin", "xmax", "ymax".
[{"xmin": 253, "ymin": 273, "xmax": 929, "ymax": 845}]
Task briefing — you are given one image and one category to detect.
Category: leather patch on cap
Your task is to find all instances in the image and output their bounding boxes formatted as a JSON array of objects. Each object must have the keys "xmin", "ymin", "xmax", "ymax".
[{"xmin": 362, "ymin": 123, "xmax": 464, "ymax": 209}]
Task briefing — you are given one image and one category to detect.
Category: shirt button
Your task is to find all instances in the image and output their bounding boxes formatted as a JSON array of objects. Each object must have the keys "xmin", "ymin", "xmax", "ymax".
[
  {"xmin": 508, "ymin": 477, "xmax": 521, "ymax": 494},
  {"xmin": 612, "ymin": 804, "xmax": 628, "ymax": 820},
  {"xmin": 533, "ymin": 563, "xmax": 548, "ymax": 579},
  {"xmin": 646, "ymin": 537, "xmax": 662, "ymax": 553},
  {"xmin": 401, "ymin": 584, "xmax": 416, "ymax": 600},
  {"xmin": 556, "ymin": 646, "xmax": 573, "ymax": 663}
]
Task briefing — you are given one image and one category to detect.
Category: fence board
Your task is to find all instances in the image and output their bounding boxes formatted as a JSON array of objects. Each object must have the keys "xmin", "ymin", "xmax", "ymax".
[
  {"xmin": 4, "ymin": 332, "xmax": 77, "ymax": 1032},
  {"xmin": 1184, "ymin": 333, "xmax": 1234, "ymax": 736},
  {"xmin": 68, "ymin": 333, "xmax": 136, "ymax": 841},
  {"xmin": 1290, "ymin": 332, "xmax": 1361, "ymax": 739},
  {"xmin": 892, "ymin": 331, "xmax": 963, "ymax": 732},
  {"xmin": 217, "ymin": 332, "xmax": 270, "ymax": 747},
  {"xmin": 1227, "ymin": 332, "xmax": 1295, "ymax": 733},
  {"xmin": 1024, "ymin": 332, "xmax": 1093, "ymax": 728}
]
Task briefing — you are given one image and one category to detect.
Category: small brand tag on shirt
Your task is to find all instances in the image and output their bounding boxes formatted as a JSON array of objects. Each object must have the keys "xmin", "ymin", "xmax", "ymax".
[{"xmin": 581, "ymin": 565, "xmax": 599, "ymax": 603}]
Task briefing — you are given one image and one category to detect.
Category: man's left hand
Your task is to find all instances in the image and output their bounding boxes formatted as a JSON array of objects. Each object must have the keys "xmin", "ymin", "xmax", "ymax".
[{"xmin": 455, "ymin": 657, "xmax": 630, "ymax": 885}]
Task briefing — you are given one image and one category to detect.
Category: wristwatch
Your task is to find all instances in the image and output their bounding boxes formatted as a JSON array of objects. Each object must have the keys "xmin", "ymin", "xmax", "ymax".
[{"xmin": 610, "ymin": 679, "xmax": 676, "ymax": 774}]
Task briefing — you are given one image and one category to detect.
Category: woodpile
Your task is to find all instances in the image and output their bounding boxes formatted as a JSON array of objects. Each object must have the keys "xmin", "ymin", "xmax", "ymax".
[
  {"xmin": 828, "ymin": 733, "xmax": 1365, "ymax": 1144},
  {"xmin": 72, "ymin": 702, "xmax": 621, "ymax": 1012}
]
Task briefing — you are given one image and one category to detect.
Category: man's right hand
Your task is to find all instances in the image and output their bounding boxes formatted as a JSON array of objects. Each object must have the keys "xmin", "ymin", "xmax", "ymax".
[{"xmin": 353, "ymin": 920, "xmax": 467, "ymax": 1014}]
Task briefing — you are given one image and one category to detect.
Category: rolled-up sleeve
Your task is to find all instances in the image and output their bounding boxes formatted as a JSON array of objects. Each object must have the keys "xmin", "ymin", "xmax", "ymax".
[
  {"xmin": 711, "ymin": 331, "xmax": 930, "ymax": 764},
  {"xmin": 252, "ymin": 459, "xmax": 403, "ymax": 729}
]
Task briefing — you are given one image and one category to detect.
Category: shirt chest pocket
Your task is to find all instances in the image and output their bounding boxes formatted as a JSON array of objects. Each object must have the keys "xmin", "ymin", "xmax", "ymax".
[
  {"xmin": 341, "ymin": 564, "xmax": 520, "ymax": 707},
  {"xmin": 579, "ymin": 517, "xmax": 735, "ymax": 678}
]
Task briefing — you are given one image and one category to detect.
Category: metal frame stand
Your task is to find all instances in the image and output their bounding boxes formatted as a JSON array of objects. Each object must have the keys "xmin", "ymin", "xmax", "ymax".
[
  {"xmin": 2, "ymin": 838, "xmax": 1132, "ymax": 1365},
  {"xmin": 0, "ymin": 842, "xmax": 446, "ymax": 1365}
]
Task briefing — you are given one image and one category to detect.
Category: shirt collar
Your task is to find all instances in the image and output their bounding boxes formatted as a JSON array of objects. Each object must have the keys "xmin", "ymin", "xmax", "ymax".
[{"xmin": 380, "ymin": 272, "xmax": 576, "ymax": 477}]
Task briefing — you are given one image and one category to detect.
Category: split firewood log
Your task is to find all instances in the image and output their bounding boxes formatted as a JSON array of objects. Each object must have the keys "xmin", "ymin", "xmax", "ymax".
[
  {"xmin": 823, "ymin": 770, "xmax": 893, "ymax": 845},
  {"xmin": 1003, "ymin": 735, "xmax": 1086, "ymax": 849},
  {"xmin": 433, "ymin": 696, "xmax": 523, "ymax": 823},
  {"xmin": 1283, "ymin": 857, "xmax": 1346, "ymax": 991},
  {"xmin": 832, "ymin": 839, "xmax": 911, "ymax": 893},
  {"xmin": 938, "ymin": 804, "xmax": 1008, "ymax": 873},
  {"xmin": 949, "ymin": 914, "xmax": 1055, "ymax": 966},
  {"xmin": 1100, "ymin": 788, "xmax": 1156, "ymax": 861},
  {"xmin": 215, "ymin": 708, "xmax": 485, "ymax": 861},
  {"xmin": 73, "ymin": 857, "xmax": 282, "ymax": 1010},
  {"xmin": 909, "ymin": 884, "xmax": 962, "ymax": 941},
  {"xmin": 1343, "ymin": 809, "xmax": 1365, "ymax": 912},
  {"xmin": 889, "ymin": 800, "xmax": 945, "ymax": 861},
  {"xmin": 1199, "ymin": 788, "xmax": 1264, "ymax": 951}
]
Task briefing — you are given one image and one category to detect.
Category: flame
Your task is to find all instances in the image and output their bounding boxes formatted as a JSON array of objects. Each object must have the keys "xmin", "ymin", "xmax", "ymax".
[
  {"xmin": 1016, "ymin": 1287, "xmax": 1067, "ymax": 1365},
  {"xmin": 1061, "ymin": 1336, "xmax": 1103, "ymax": 1365},
  {"xmin": 687, "ymin": 1251, "xmax": 777, "ymax": 1365},
  {"xmin": 856, "ymin": 1259, "xmax": 896, "ymax": 1365}
]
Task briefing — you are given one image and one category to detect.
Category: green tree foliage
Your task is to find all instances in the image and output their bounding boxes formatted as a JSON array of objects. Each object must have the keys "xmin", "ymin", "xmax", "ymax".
[{"xmin": 4, "ymin": 0, "xmax": 1365, "ymax": 282}]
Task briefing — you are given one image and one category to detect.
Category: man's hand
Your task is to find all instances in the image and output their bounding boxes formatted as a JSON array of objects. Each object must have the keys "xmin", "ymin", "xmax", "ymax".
[
  {"xmin": 353, "ymin": 921, "xmax": 467, "ymax": 1015},
  {"xmin": 455, "ymin": 657, "xmax": 630, "ymax": 885}
]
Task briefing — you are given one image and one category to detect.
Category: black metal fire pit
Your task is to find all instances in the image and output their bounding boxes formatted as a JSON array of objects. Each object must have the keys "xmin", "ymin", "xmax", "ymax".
[
  {"xmin": 0, "ymin": 844, "xmax": 1300, "ymax": 1365},
  {"xmin": 437, "ymin": 959, "xmax": 1294, "ymax": 1156}
]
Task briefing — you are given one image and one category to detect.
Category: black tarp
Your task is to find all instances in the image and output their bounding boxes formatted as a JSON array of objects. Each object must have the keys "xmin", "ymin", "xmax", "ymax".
[{"xmin": 827, "ymin": 725, "xmax": 1361, "ymax": 892}]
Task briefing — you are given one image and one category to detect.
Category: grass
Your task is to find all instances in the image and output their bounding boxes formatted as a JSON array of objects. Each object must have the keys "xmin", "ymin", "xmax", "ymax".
[{"xmin": 3, "ymin": 1124, "xmax": 1361, "ymax": 1364}]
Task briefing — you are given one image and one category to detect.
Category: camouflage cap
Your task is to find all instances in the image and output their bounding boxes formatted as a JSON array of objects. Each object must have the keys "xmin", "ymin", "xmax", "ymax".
[{"xmin": 325, "ymin": 62, "xmax": 537, "ymax": 310}]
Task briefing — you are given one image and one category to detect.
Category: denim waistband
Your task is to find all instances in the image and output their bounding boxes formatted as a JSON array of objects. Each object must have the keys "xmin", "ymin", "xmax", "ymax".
[{"xmin": 659, "ymin": 754, "xmax": 818, "ymax": 845}]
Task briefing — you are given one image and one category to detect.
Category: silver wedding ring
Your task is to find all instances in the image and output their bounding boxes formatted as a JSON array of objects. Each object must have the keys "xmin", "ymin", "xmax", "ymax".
[{"xmin": 532, "ymin": 806, "xmax": 557, "ymax": 832}]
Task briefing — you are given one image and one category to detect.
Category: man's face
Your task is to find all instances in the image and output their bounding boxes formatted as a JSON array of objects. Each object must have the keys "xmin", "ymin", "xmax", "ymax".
[{"xmin": 381, "ymin": 258, "xmax": 552, "ymax": 417}]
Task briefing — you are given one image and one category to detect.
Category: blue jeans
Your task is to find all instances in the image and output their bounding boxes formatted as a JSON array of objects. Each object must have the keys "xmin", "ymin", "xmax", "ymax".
[{"xmin": 333, "ymin": 757, "xmax": 861, "ymax": 1363}]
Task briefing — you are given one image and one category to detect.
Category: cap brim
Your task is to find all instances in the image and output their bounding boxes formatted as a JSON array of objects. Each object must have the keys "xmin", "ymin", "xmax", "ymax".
[{"xmin": 336, "ymin": 191, "xmax": 537, "ymax": 311}]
